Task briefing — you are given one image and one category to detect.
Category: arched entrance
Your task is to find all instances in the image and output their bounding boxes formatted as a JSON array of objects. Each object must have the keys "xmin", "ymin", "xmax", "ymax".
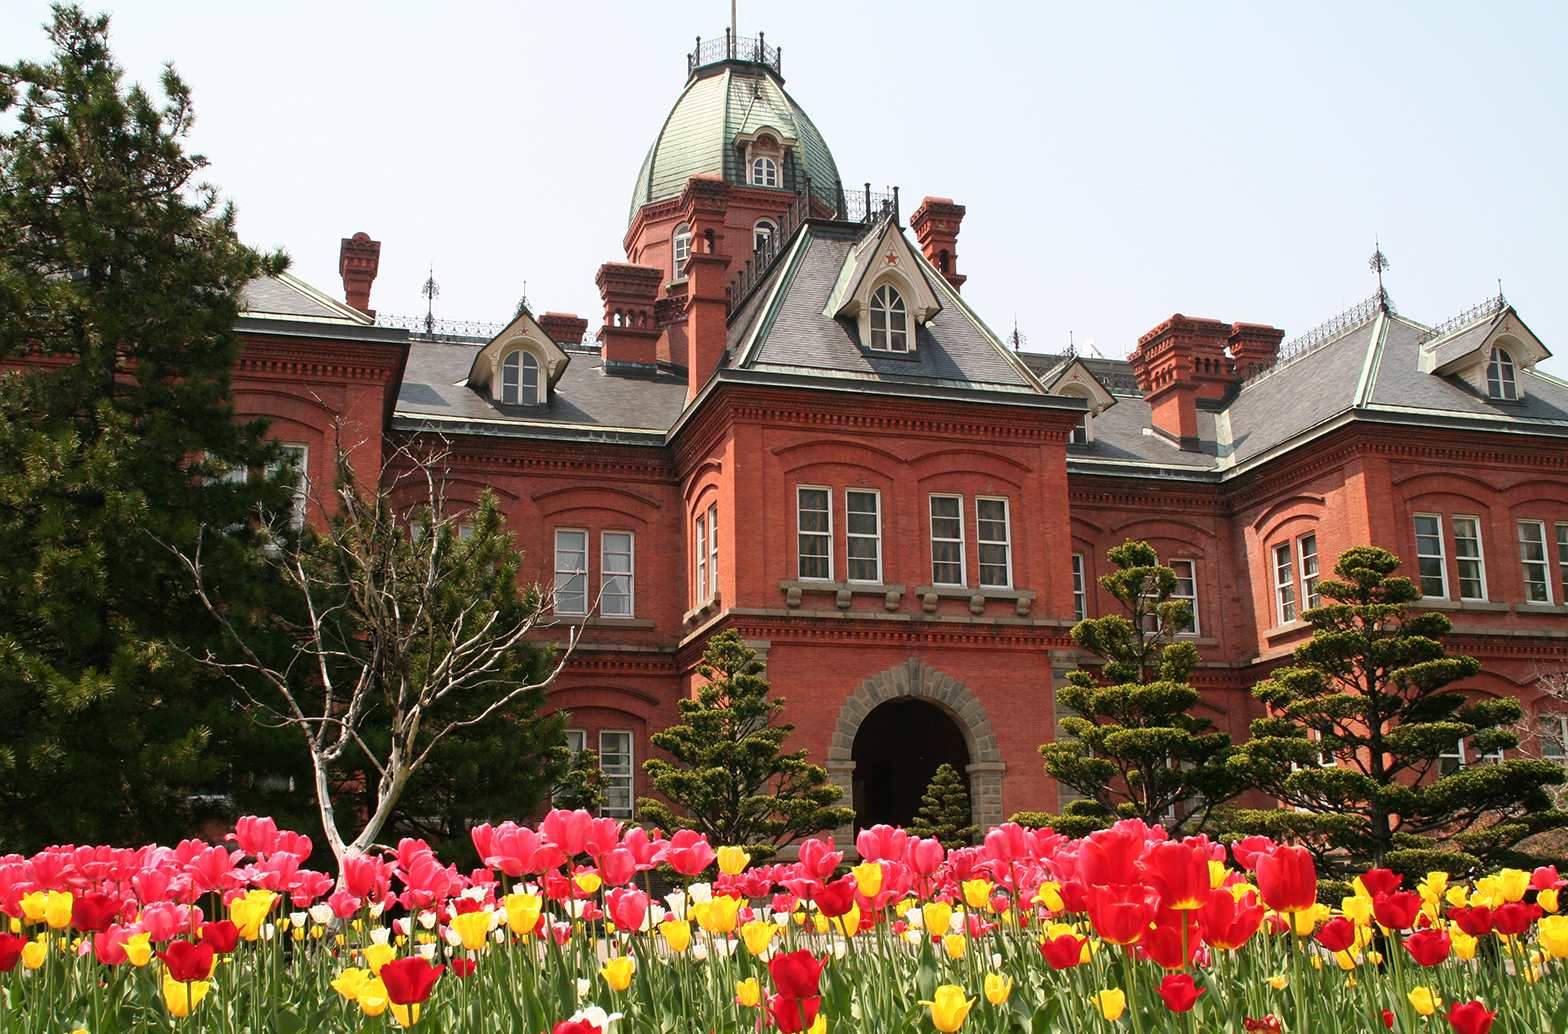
[{"xmin": 851, "ymin": 698, "xmax": 969, "ymax": 832}]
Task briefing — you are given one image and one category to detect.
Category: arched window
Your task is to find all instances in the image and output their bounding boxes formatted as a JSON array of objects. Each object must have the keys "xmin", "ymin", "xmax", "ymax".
[
  {"xmin": 672, "ymin": 223, "xmax": 691, "ymax": 273},
  {"xmin": 868, "ymin": 283, "xmax": 909, "ymax": 352},
  {"xmin": 753, "ymin": 219, "xmax": 776, "ymax": 252},
  {"xmin": 751, "ymin": 156, "xmax": 778, "ymax": 188},
  {"xmin": 1486, "ymin": 346, "xmax": 1517, "ymax": 400},
  {"xmin": 501, "ymin": 350, "xmax": 540, "ymax": 405}
]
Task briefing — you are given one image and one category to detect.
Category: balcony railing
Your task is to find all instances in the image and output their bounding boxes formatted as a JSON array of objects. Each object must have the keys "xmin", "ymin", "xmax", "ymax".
[{"xmin": 688, "ymin": 31, "xmax": 780, "ymax": 78}]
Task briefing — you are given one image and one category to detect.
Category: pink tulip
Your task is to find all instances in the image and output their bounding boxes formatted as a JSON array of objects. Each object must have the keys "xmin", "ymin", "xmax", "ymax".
[
  {"xmin": 229, "ymin": 816, "xmax": 280, "ymax": 858},
  {"xmin": 855, "ymin": 825, "xmax": 908, "ymax": 863},
  {"xmin": 540, "ymin": 809, "xmax": 594, "ymax": 857},
  {"xmin": 584, "ymin": 817, "xmax": 623, "ymax": 859},
  {"xmin": 985, "ymin": 823, "xmax": 1031, "ymax": 864},
  {"xmin": 797, "ymin": 838, "xmax": 843, "ymax": 882},
  {"xmin": 907, "ymin": 838, "xmax": 945, "ymax": 877},
  {"xmin": 599, "ymin": 847, "xmax": 637, "ymax": 888},
  {"xmin": 183, "ymin": 845, "xmax": 241, "ymax": 896},
  {"xmin": 661, "ymin": 830, "xmax": 718, "ymax": 876},
  {"xmin": 328, "ymin": 889, "xmax": 362, "ymax": 918},
  {"xmin": 342, "ymin": 853, "xmax": 391, "ymax": 901}
]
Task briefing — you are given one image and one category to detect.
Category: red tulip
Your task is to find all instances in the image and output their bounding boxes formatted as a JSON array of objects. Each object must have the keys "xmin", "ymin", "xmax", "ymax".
[
  {"xmin": 1086, "ymin": 884, "xmax": 1157, "ymax": 946},
  {"xmin": 157, "ymin": 940, "xmax": 215, "ymax": 982},
  {"xmin": 660, "ymin": 830, "xmax": 718, "ymax": 876},
  {"xmin": 1079, "ymin": 826, "xmax": 1144, "ymax": 887},
  {"xmin": 1142, "ymin": 842, "xmax": 1212, "ymax": 911},
  {"xmin": 379, "ymin": 956, "xmax": 444, "ymax": 1004},
  {"xmin": 813, "ymin": 875, "xmax": 859, "ymax": 918},
  {"xmin": 1244, "ymin": 1019, "xmax": 1283, "ymax": 1033},
  {"xmin": 605, "ymin": 888, "xmax": 648, "ymax": 932},
  {"xmin": 1492, "ymin": 901, "xmax": 1541, "ymax": 936},
  {"xmin": 1141, "ymin": 911, "xmax": 1201, "ymax": 970},
  {"xmin": 1314, "ymin": 916, "xmax": 1356, "ymax": 953},
  {"xmin": 598, "ymin": 847, "xmax": 637, "ymax": 888},
  {"xmin": 1359, "ymin": 869, "xmax": 1402, "ymax": 898},
  {"xmin": 200, "ymin": 920, "xmax": 240, "ymax": 954},
  {"xmin": 1255, "ymin": 846, "xmax": 1317, "ymax": 914},
  {"xmin": 1381, "ymin": 1009, "xmax": 1395, "ymax": 1029},
  {"xmin": 71, "ymin": 891, "xmax": 122, "ymax": 933},
  {"xmin": 768, "ymin": 949, "xmax": 827, "ymax": 999},
  {"xmin": 0, "ymin": 933, "xmax": 23, "ymax": 973},
  {"xmin": 765, "ymin": 994, "xmax": 821, "ymax": 1034},
  {"xmin": 1444, "ymin": 1001, "xmax": 1497, "ymax": 1034},
  {"xmin": 1230, "ymin": 835, "xmax": 1274, "ymax": 872},
  {"xmin": 1531, "ymin": 865, "xmax": 1564, "ymax": 890},
  {"xmin": 1403, "ymin": 929, "xmax": 1451, "ymax": 966},
  {"xmin": 450, "ymin": 958, "xmax": 476, "ymax": 977},
  {"xmin": 1372, "ymin": 891, "xmax": 1422, "ymax": 931},
  {"xmin": 1157, "ymin": 973, "xmax": 1206, "ymax": 1012},
  {"xmin": 550, "ymin": 1021, "xmax": 602, "ymax": 1034},
  {"xmin": 1039, "ymin": 933, "xmax": 1088, "ymax": 970},
  {"xmin": 342, "ymin": 852, "xmax": 391, "ymax": 900},
  {"xmin": 1199, "ymin": 889, "xmax": 1265, "ymax": 951},
  {"xmin": 1448, "ymin": 905, "xmax": 1492, "ymax": 937}
]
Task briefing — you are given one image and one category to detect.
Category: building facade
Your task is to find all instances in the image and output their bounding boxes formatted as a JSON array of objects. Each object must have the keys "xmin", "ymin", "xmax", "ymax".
[{"xmin": 228, "ymin": 36, "xmax": 1568, "ymax": 849}]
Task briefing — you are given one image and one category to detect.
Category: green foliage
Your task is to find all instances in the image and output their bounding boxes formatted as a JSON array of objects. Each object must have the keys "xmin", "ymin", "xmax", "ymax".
[
  {"xmin": 1229, "ymin": 545, "xmax": 1568, "ymax": 876},
  {"xmin": 639, "ymin": 630, "xmax": 853, "ymax": 856},
  {"xmin": 906, "ymin": 763, "xmax": 978, "ymax": 849},
  {"xmin": 1039, "ymin": 540, "xmax": 1245, "ymax": 834},
  {"xmin": 1010, "ymin": 799, "xmax": 1116, "ymax": 839},
  {"xmin": 0, "ymin": 5, "xmax": 291, "ymax": 851}
]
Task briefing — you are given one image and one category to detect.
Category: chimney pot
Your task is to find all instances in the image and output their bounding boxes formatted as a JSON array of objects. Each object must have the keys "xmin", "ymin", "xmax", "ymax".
[{"xmin": 339, "ymin": 232, "xmax": 381, "ymax": 316}]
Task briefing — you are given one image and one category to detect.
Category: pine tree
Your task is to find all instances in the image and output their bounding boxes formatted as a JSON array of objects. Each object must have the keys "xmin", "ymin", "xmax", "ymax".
[
  {"xmin": 0, "ymin": 6, "xmax": 290, "ymax": 850},
  {"xmin": 1037, "ymin": 540, "xmax": 1245, "ymax": 835},
  {"xmin": 906, "ymin": 763, "xmax": 979, "ymax": 849},
  {"xmin": 1229, "ymin": 545, "xmax": 1568, "ymax": 878},
  {"xmin": 639, "ymin": 630, "xmax": 854, "ymax": 859}
]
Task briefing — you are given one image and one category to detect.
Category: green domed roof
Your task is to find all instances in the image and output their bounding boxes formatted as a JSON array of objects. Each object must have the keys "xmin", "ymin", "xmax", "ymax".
[{"xmin": 629, "ymin": 61, "xmax": 840, "ymax": 227}]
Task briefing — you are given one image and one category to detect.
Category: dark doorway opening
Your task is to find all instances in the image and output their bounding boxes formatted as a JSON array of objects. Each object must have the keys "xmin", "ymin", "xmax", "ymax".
[{"xmin": 851, "ymin": 697, "xmax": 970, "ymax": 834}]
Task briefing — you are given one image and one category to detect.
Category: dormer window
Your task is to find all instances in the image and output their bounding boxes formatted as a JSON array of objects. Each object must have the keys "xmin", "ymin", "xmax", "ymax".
[
  {"xmin": 751, "ymin": 156, "xmax": 778, "ymax": 188},
  {"xmin": 868, "ymin": 284, "xmax": 909, "ymax": 352},
  {"xmin": 754, "ymin": 219, "xmax": 776, "ymax": 252},
  {"xmin": 672, "ymin": 224, "xmax": 692, "ymax": 274},
  {"xmin": 1486, "ymin": 346, "xmax": 1518, "ymax": 400},
  {"xmin": 501, "ymin": 350, "xmax": 540, "ymax": 405}
]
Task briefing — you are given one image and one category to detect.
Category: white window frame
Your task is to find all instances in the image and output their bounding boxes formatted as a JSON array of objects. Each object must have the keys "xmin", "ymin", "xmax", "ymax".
[
  {"xmin": 1558, "ymin": 523, "xmax": 1568, "ymax": 606},
  {"xmin": 555, "ymin": 729, "xmax": 589, "ymax": 804},
  {"xmin": 1541, "ymin": 713, "xmax": 1568, "ymax": 764},
  {"xmin": 264, "ymin": 443, "xmax": 309, "ymax": 529},
  {"xmin": 1167, "ymin": 558, "xmax": 1199, "ymax": 636},
  {"xmin": 753, "ymin": 219, "xmax": 776, "ymax": 252},
  {"xmin": 797, "ymin": 487, "xmax": 832, "ymax": 581},
  {"xmin": 1071, "ymin": 553, "xmax": 1087, "ymax": 622},
  {"xmin": 929, "ymin": 494, "xmax": 966, "ymax": 587},
  {"xmin": 554, "ymin": 528, "xmax": 589, "ymax": 615},
  {"xmin": 599, "ymin": 731, "xmax": 634, "ymax": 820},
  {"xmin": 672, "ymin": 223, "xmax": 692, "ymax": 272},
  {"xmin": 1451, "ymin": 516, "xmax": 1487, "ymax": 601},
  {"xmin": 1297, "ymin": 533, "xmax": 1320, "ymax": 612},
  {"xmin": 1519, "ymin": 520, "xmax": 1553, "ymax": 604},
  {"xmin": 1486, "ymin": 346, "xmax": 1518, "ymax": 401},
  {"xmin": 976, "ymin": 497, "xmax": 1013, "ymax": 589},
  {"xmin": 868, "ymin": 284, "xmax": 909, "ymax": 353},
  {"xmin": 1307, "ymin": 727, "xmax": 1336, "ymax": 767},
  {"xmin": 600, "ymin": 531, "xmax": 634, "ymax": 617},
  {"xmin": 706, "ymin": 502, "xmax": 719, "ymax": 599},
  {"xmin": 1273, "ymin": 542, "xmax": 1296, "ymax": 625},
  {"xmin": 500, "ymin": 349, "xmax": 540, "ymax": 405},
  {"xmin": 845, "ymin": 489, "xmax": 882, "ymax": 584},
  {"xmin": 751, "ymin": 156, "xmax": 778, "ymax": 187},
  {"xmin": 1439, "ymin": 738, "xmax": 1466, "ymax": 776},
  {"xmin": 694, "ymin": 511, "xmax": 709, "ymax": 601},
  {"xmin": 1414, "ymin": 514, "xmax": 1449, "ymax": 599}
]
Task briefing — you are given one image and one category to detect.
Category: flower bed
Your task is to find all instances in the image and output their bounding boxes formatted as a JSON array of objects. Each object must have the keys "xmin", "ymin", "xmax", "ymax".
[{"xmin": 1, "ymin": 812, "xmax": 1564, "ymax": 1033}]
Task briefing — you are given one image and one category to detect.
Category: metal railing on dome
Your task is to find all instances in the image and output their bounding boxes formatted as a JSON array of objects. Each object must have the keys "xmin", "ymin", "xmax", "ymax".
[{"xmin": 688, "ymin": 31, "xmax": 781, "ymax": 78}]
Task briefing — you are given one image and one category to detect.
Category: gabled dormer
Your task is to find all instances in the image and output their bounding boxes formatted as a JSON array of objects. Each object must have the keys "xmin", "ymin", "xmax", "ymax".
[
  {"xmin": 1038, "ymin": 357, "xmax": 1117, "ymax": 444},
  {"xmin": 821, "ymin": 219, "xmax": 942, "ymax": 357},
  {"xmin": 1424, "ymin": 304, "xmax": 1549, "ymax": 403},
  {"xmin": 734, "ymin": 125, "xmax": 797, "ymax": 190},
  {"xmin": 467, "ymin": 310, "xmax": 572, "ymax": 408}
]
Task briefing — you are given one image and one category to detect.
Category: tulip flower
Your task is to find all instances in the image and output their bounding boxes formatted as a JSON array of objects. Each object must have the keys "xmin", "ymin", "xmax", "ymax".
[
  {"xmin": 769, "ymin": 949, "xmax": 828, "ymax": 999},
  {"xmin": 600, "ymin": 955, "xmax": 635, "ymax": 991},
  {"xmin": 21, "ymin": 940, "xmax": 47, "ymax": 970},
  {"xmin": 450, "ymin": 958, "xmax": 476, "ymax": 977},
  {"xmin": 741, "ymin": 919, "xmax": 777, "ymax": 956},
  {"xmin": 1199, "ymin": 887, "xmax": 1265, "ymax": 950},
  {"xmin": 944, "ymin": 933, "xmax": 966, "ymax": 959},
  {"xmin": 984, "ymin": 973, "xmax": 1012, "ymax": 1004},
  {"xmin": 161, "ymin": 974, "xmax": 211, "ymax": 1017},
  {"xmin": 200, "ymin": 919, "xmax": 241, "ymax": 954},
  {"xmin": 813, "ymin": 875, "xmax": 859, "ymax": 918},
  {"xmin": 1540, "ymin": 888, "xmax": 1560, "ymax": 913},
  {"xmin": 1040, "ymin": 933, "xmax": 1088, "ymax": 970},
  {"xmin": 852, "ymin": 861, "xmax": 884, "ymax": 898},
  {"xmin": 1143, "ymin": 841, "xmax": 1212, "ymax": 910},
  {"xmin": 717, "ymin": 846, "xmax": 751, "ymax": 875},
  {"xmin": 1492, "ymin": 901, "xmax": 1542, "ymax": 936},
  {"xmin": 1407, "ymin": 987, "xmax": 1442, "ymax": 1016},
  {"xmin": 124, "ymin": 931, "xmax": 153, "ymax": 967},
  {"xmin": 1315, "ymin": 916, "xmax": 1356, "ymax": 953},
  {"xmin": 157, "ymin": 940, "xmax": 216, "ymax": 982},
  {"xmin": 1444, "ymin": 1000, "xmax": 1497, "ymax": 1034},
  {"xmin": 1142, "ymin": 913, "xmax": 1201, "ymax": 970},
  {"xmin": 922, "ymin": 901, "xmax": 954, "ymax": 937},
  {"xmin": 1086, "ymin": 884, "xmax": 1156, "ymax": 945},
  {"xmin": 660, "ymin": 919, "xmax": 692, "ymax": 953},
  {"xmin": 1267, "ymin": 973, "xmax": 1288, "ymax": 990},
  {"xmin": 1403, "ymin": 929, "xmax": 1451, "ymax": 966},
  {"xmin": 735, "ymin": 977, "xmax": 762, "ymax": 1007},
  {"xmin": 1244, "ymin": 1019, "xmax": 1283, "ymax": 1034},
  {"xmin": 364, "ymin": 942, "xmax": 396, "ymax": 975},
  {"xmin": 504, "ymin": 892, "xmax": 543, "ymax": 936},
  {"xmin": 551, "ymin": 1022, "xmax": 602, "ymax": 1034},
  {"xmin": 1449, "ymin": 905, "xmax": 1493, "ymax": 936},
  {"xmin": 43, "ymin": 891, "xmax": 73, "ymax": 930},
  {"xmin": 1158, "ymin": 973, "xmax": 1205, "ymax": 1012},
  {"xmin": 1359, "ymin": 869, "xmax": 1402, "ymax": 898},
  {"xmin": 229, "ymin": 889, "xmax": 278, "ymax": 941},
  {"xmin": 961, "ymin": 878, "xmax": 990, "ymax": 909},
  {"xmin": 766, "ymin": 994, "xmax": 822, "ymax": 1034},
  {"xmin": 1090, "ymin": 988, "xmax": 1127, "ymax": 1022},
  {"xmin": 379, "ymin": 955, "xmax": 443, "ymax": 1026},
  {"xmin": 71, "ymin": 891, "xmax": 121, "ymax": 933},
  {"xmin": 1255, "ymin": 846, "xmax": 1316, "ymax": 914},
  {"xmin": 919, "ymin": 985, "xmax": 977, "ymax": 1033},
  {"xmin": 449, "ymin": 909, "xmax": 492, "ymax": 951},
  {"xmin": 1372, "ymin": 891, "xmax": 1422, "ymax": 931},
  {"xmin": 0, "ymin": 933, "xmax": 22, "ymax": 973},
  {"xmin": 1537, "ymin": 915, "xmax": 1568, "ymax": 958}
]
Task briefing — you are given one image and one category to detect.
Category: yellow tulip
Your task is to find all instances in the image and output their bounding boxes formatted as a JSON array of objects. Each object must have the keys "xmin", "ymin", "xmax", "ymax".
[
  {"xmin": 21, "ymin": 939, "xmax": 47, "ymax": 970},
  {"xmin": 1035, "ymin": 882, "xmax": 1064, "ymax": 912},
  {"xmin": 984, "ymin": 973, "xmax": 1012, "ymax": 1005},
  {"xmin": 922, "ymin": 902, "xmax": 953, "ymax": 937},
  {"xmin": 1366, "ymin": 951, "xmax": 1383, "ymax": 964},
  {"xmin": 601, "ymin": 955, "xmax": 636, "ymax": 991},
  {"xmin": 961, "ymin": 879, "xmax": 991, "ymax": 910},
  {"xmin": 806, "ymin": 1015, "xmax": 826, "ymax": 1034},
  {"xmin": 331, "ymin": 967, "xmax": 375, "ymax": 1000},
  {"xmin": 449, "ymin": 910, "xmax": 492, "ymax": 951},
  {"xmin": 574, "ymin": 871, "xmax": 602, "ymax": 896},
  {"xmin": 944, "ymin": 933, "xmax": 966, "ymax": 959},
  {"xmin": 853, "ymin": 862, "xmax": 884, "ymax": 898},
  {"xmin": 1452, "ymin": 931, "xmax": 1480, "ymax": 960},
  {"xmin": 1208, "ymin": 859, "xmax": 1230, "ymax": 889},
  {"xmin": 1497, "ymin": 869, "xmax": 1530, "ymax": 903},
  {"xmin": 390, "ymin": 1002, "xmax": 422, "ymax": 1027},
  {"xmin": 504, "ymin": 892, "xmax": 542, "ymax": 936},
  {"xmin": 1267, "ymin": 973, "xmax": 1288, "ymax": 990},
  {"xmin": 1292, "ymin": 903, "xmax": 1328, "ymax": 937},
  {"xmin": 1540, "ymin": 888, "xmax": 1560, "ymax": 914},
  {"xmin": 20, "ymin": 892, "xmax": 46, "ymax": 924},
  {"xmin": 1228, "ymin": 881, "xmax": 1258, "ymax": 902},
  {"xmin": 1536, "ymin": 916, "xmax": 1568, "ymax": 959},
  {"xmin": 1333, "ymin": 950, "xmax": 1358, "ymax": 971},
  {"xmin": 1445, "ymin": 885, "xmax": 1469, "ymax": 908},
  {"xmin": 695, "ymin": 895, "xmax": 741, "ymax": 934},
  {"xmin": 1340, "ymin": 895, "xmax": 1373, "ymax": 926},
  {"xmin": 358, "ymin": 977, "xmax": 389, "ymax": 1017},
  {"xmin": 124, "ymin": 932, "xmax": 153, "ymax": 967},
  {"xmin": 735, "ymin": 977, "xmax": 762, "ymax": 1007},
  {"xmin": 830, "ymin": 904, "xmax": 861, "ymax": 937},
  {"xmin": 717, "ymin": 846, "xmax": 752, "ymax": 875},
  {"xmin": 1090, "ymin": 988, "xmax": 1126, "ymax": 1022},
  {"xmin": 812, "ymin": 913, "xmax": 829, "ymax": 934},
  {"xmin": 918, "ymin": 985, "xmax": 976, "ymax": 1033},
  {"xmin": 741, "ymin": 919, "xmax": 777, "ymax": 955},
  {"xmin": 44, "ymin": 892, "xmax": 73, "ymax": 930},
  {"xmin": 1419, "ymin": 871, "xmax": 1449, "ymax": 900},
  {"xmin": 229, "ymin": 889, "xmax": 278, "ymax": 941},
  {"xmin": 660, "ymin": 919, "xmax": 692, "ymax": 953},
  {"xmin": 363, "ymin": 942, "xmax": 396, "ymax": 975},
  {"xmin": 1407, "ymin": 987, "xmax": 1441, "ymax": 1016},
  {"xmin": 161, "ymin": 976, "xmax": 211, "ymax": 1017}
]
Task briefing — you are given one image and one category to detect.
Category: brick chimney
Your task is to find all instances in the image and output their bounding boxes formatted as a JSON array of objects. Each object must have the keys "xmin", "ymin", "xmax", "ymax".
[
  {"xmin": 537, "ymin": 311, "xmax": 589, "ymax": 348},
  {"xmin": 677, "ymin": 176, "xmax": 733, "ymax": 401},
  {"xmin": 595, "ymin": 264, "xmax": 663, "ymax": 375},
  {"xmin": 339, "ymin": 232, "xmax": 381, "ymax": 316},
  {"xmin": 910, "ymin": 197, "xmax": 966, "ymax": 292},
  {"xmin": 1131, "ymin": 315, "xmax": 1285, "ymax": 449}
]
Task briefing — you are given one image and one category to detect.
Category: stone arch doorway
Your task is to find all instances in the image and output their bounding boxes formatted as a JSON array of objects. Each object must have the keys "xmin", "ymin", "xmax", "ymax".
[
  {"xmin": 851, "ymin": 698, "xmax": 969, "ymax": 833},
  {"xmin": 826, "ymin": 658, "xmax": 1006, "ymax": 849}
]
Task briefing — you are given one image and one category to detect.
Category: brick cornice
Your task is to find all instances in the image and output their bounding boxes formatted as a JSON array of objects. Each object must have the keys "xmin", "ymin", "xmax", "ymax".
[
  {"xmin": 238, "ymin": 336, "xmax": 403, "ymax": 383},
  {"xmin": 393, "ymin": 430, "xmax": 677, "ymax": 483}
]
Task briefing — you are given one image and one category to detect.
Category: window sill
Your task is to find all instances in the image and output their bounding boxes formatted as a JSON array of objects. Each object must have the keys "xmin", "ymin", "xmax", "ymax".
[
  {"xmin": 1264, "ymin": 620, "xmax": 1311, "ymax": 641},
  {"xmin": 914, "ymin": 585, "xmax": 1037, "ymax": 617},
  {"xmin": 549, "ymin": 615, "xmax": 656, "ymax": 629},
  {"xmin": 1417, "ymin": 599, "xmax": 1515, "ymax": 613},
  {"xmin": 781, "ymin": 580, "xmax": 908, "ymax": 612},
  {"xmin": 1516, "ymin": 603, "xmax": 1568, "ymax": 616},
  {"xmin": 683, "ymin": 593, "xmax": 722, "ymax": 626}
]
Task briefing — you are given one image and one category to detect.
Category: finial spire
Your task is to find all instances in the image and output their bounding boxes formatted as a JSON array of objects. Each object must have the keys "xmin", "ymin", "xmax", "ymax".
[
  {"xmin": 1369, "ymin": 236, "xmax": 1390, "ymax": 312},
  {"xmin": 421, "ymin": 264, "xmax": 440, "ymax": 334}
]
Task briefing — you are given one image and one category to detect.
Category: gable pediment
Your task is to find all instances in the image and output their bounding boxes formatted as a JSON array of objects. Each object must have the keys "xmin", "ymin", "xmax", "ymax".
[
  {"xmin": 1430, "ymin": 306, "xmax": 1550, "ymax": 377},
  {"xmin": 821, "ymin": 220, "xmax": 942, "ymax": 325},
  {"xmin": 1041, "ymin": 358, "xmax": 1117, "ymax": 413},
  {"xmin": 466, "ymin": 310, "xmax": 573, "ymax": 393}
]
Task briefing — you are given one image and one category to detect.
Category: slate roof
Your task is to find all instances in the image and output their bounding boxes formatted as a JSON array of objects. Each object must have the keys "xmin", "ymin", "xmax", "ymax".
[{"xmin": 241, "ymin": 274, "xmax": 372, "ymax": 325}]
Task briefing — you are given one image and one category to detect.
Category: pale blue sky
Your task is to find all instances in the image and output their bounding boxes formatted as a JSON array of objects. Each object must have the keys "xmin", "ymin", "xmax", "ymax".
[{"xmin": 5, "ymin": 1, "xmax": 1566, "ymax": 373}]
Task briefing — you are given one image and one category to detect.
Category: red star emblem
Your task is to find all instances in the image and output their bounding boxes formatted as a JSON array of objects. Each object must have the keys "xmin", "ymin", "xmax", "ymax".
[{"xmin": 884, "ymin": 251, "xmax": 898, "ymax": 265}]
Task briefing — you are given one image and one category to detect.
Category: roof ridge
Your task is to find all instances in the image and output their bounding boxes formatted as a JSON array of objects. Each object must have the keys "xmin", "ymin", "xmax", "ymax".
[
  {"xmin": 1416, "ymin": 292, "xmax": 1508, "ymax": 346},
  {"xmin": 1237, "ymin": 291, "xmax": 1389, "ymax": 389}
]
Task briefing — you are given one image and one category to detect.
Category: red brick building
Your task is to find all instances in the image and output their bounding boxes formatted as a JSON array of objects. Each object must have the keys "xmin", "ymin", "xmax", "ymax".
[{"xmin": 230, "ymin": 36, "xmax": 1568, "ymax": 850}]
